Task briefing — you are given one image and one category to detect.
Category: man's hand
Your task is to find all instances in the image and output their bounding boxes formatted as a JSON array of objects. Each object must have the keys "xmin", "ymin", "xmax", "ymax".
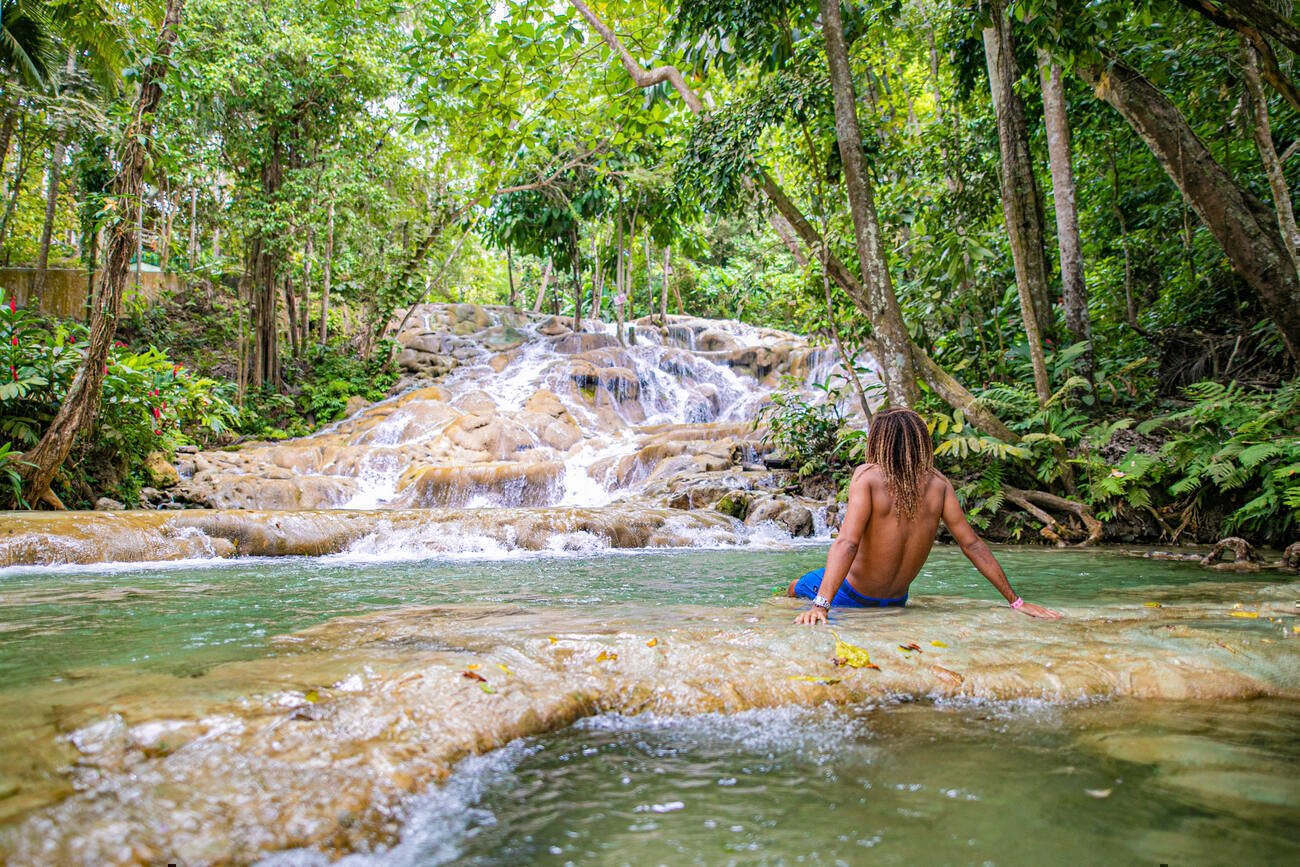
[
  {"xmin": 794, "ymin": 606, "xmax": 829, "ymax": 626},
  {"xmin": 1015, "ymin": 601, "xmax": 1062, "ymax": 620}
]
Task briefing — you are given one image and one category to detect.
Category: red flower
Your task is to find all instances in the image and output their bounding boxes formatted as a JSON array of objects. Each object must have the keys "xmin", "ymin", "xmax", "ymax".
[
  {"xmin": 154, "ymin": 429, "xmax": 161, "ymax": 436},
  {"xmin": 67, "ymin": 335, "xmax": 75, "ymax": 344},
  {"xmin": 152, "ymin": 407, "xmax": 162, "ymax": 419},
  {"xmin": 10, "ymin": 335, "xmax": 16, "ymax": 347},
  {"xmin": 8, "ymin": 297, "xmax": 15, "ymax": 313}
]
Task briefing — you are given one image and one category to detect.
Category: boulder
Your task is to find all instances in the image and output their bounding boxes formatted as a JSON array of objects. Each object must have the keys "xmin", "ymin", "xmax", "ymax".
[
  {"xmin": 144, "ymin": 451, "xmax": 180, "ymax": 488},
  {"xmin": 343, "ymin": 396, "xmax": 371, "ymax": 417},
  {"xmin": 94, "ymin": 497, "xmax": 125, "ymax": 511},
  {"xmin": 745, "ymin": 495, "xmax": 815, "ymax": 537}
]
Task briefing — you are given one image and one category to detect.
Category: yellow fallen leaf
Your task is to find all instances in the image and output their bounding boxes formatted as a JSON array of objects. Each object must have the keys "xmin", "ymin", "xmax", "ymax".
[
  {"xmin": 466, "ymin": 663, "xmax": 481, "ymax": 670},
  {"xmin": 595, "ymin": 650, "xmax": 618, "ymax": 662},
  {"xmin": 788, "ymin": 675, "xmax": 841, "ymax": 685},
  {"xmin": 479, "ymin": 683, "xmax": 496, "ymax": 694},
  {"xmin": 646, "ymin": 637, "xmax": 658, "ymax": 648},
  {"xmin": 930, "ymin": 640, "xmax": 948, "ymax": 648},
  {"xmin": 831, "ymin": 633, "xmax": 880, "ymax": 670},
  {"xmin": 547, "ymin": 636, "xmax": 558, "ymax": 644},
  {"xmin": 1229, "ymin": 611, "xmax": 1259, "ymax": 619},
  {"xmin": 1143, "ymin": 602, "xmax": 1162, "ymax": 608},
  {"xmin": 304, "ymin": 690, "xmax": 319, "ymax": 704},
  {"xmin": 497, "ymin": 663, "xmax": 513, "ymax": 676}
]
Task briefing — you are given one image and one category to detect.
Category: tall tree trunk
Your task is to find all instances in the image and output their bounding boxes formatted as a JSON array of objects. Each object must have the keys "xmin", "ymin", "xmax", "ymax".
[
  {"xmin": 819, "ymin": 0, "xmax": 921, "ymax": 407},
  {"xmin": 18, "ymin": 0, "xmax": 186, "ymax": 506},
  {"xmin": 591, "ymin": 235, "xmax": 604, "ymax": 319},
  {"xmin": 250, "ymin": 134, "xmax": 284, "ymax": 388},
  {"xmin": 1242, "ymin": 39, "xmax": 1298, "ymax": 269},
  {"xmin": 660, "ymin": 245, "xmax": 670, "ymax": 324},
  {"xmin": 1039, "ymin": 52, "xmax": 1092, "ymax": 367},
  {"xmin": 1108, "ymin": 147, "xmax": 1140, "ymax": 332},
  {"xmin": 35, "ymin": 51, "xmax": 78, "ymax": 298},
  {"xmin": 284, "ymin": 275, "xmax": 300, "ymax": 358},
  {"xmin": 319, "ymin": 198, "xmax": 334, "ymax": 344},
  {"xmin": 506, "ymin": 243, "xmax": 517, "ymax": 308},
  {"xmin": 34, "ymin": 139, "xmax": 68, "ymax": 296},
  {"xmin": 186, "ymin": 186, "xmax": 198, "ymax": 290},
  {"xmin": 983, "ymin": 5, "xmax": 1053, "ymax": 405},
  {"xmin": 301, "ymin": 225, "xmax": 313, "ymax": 348},
  {"xmin": 533, "ymin": 258, "xmax": 552, "ymax": 313},
  {"xmin": 0, "ymin": 110, "xmax": 14, "ymax": 182},
  {"xmin": 1079, "ymin": 57, "xmax": 1300, "ymax": 361},
  {"xmin": 0, "ymin": 126, "xmax": 32, "ymax": 252},
  {"xmin": 571, "ymin": 229, "xmax": 584, "ymax": 333}
]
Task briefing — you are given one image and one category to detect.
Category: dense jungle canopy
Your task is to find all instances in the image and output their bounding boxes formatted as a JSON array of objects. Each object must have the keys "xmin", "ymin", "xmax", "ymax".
[{"xmin": 0, "ymin": 0, "xmax": 1297, "ymax": 545}]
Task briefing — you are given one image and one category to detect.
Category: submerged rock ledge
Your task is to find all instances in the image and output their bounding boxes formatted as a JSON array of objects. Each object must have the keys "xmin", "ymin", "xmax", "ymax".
[
  {"xmin": 2, "ymin": 583, "xmax": 1296, "ymax": 864},
  {"xmin": 0, "ymin": 505, "xmax": 770, "ymax": 567}
]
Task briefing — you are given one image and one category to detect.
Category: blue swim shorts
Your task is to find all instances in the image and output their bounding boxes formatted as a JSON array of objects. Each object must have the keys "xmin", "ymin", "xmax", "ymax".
[{"xmin": 792, "ymin": 568, "xmax": 908, "ymax": 608}]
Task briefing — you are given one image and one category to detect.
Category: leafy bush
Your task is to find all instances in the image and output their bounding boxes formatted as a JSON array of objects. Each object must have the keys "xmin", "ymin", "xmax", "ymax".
[
  {"xmin": 0, "ymin": 289, "xmax": 240, "ymax": 505},
  {"xmin": 756, "ymin": 377, "xmax": 867, "ymax": 494}
]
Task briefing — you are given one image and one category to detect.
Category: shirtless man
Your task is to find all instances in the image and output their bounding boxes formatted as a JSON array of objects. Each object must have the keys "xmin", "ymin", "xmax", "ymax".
[{"xmin": 790, "ymin": 407, "xmax": 1062, "ymax": 625}]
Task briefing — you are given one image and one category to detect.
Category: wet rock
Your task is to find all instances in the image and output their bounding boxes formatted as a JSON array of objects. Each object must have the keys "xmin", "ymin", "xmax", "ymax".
[
  {"xmin": 745, "ymin": 496, "xmax": 815, "ymax": 537},
  {"xmin": 343, "ymin": 396, "xmax": 371, "ymax": 417},
  {"xmin": 714, "ymin": 492, "xmax": 752, "ymax": 520},
  {"xmin": 536, "ymin": 316, "xmax": 573, "ymax": 337},
  {"xmin": 94, "ymin": 497, "xmax": 125, "ymax": 511}
]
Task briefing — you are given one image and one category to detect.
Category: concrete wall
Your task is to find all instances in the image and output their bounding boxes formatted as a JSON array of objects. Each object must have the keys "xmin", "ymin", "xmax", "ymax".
[{"xmin": 0, "ymin": 268, "xmax": 179, "ymax": 319}]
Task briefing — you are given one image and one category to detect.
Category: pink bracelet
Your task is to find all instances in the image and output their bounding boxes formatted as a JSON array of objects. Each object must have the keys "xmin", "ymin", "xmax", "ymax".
[{"xmin": 1010, "ymin": 597, "xmax": 1025, "ymax": 609}]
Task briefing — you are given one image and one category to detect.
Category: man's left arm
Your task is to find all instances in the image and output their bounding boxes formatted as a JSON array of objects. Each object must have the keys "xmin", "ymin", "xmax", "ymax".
[{"xmin": 795, "ymin": 468, "xmax": 872, "ymax": 625}]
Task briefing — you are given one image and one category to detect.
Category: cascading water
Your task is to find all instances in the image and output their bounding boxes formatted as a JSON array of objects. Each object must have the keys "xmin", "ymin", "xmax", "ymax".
[{"xmin": 174, "ymin": 305, "xmax": 869, "ymax": 515}]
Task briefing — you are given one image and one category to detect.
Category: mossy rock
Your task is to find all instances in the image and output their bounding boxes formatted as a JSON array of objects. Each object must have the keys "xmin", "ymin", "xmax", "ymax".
[{"xmin": 714, "ymin": 492, "xmax": 752, "ymax": 520}]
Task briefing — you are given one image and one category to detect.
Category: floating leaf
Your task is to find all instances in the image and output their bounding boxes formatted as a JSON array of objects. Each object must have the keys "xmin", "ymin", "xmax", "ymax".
[
  {"xmin": 466, "ymin": 663, "xmax": 481, "ymax": 670},
  {"xmin": 788, "ymin": 675, "xmax": 841, "ymax": 685},
  {"xmin": 831, "ymin": 633, "xmax": 878, "ymax": 669},
  {"xmin": 547, "ymin": 636, "xmax": 558, "ymax": 644},
  {"xmin": 1084, "ymin": 788, "xmax": 1112, "ymax": 799},
  {"xmin": 480, "ymin": 683, "xmax": 496, "ymax": 694},
  {"xmin": 596, "ymin": 650, "xmax": 618, "ymax": 662},
  {"xmin": 1143, "ymin": 602, "xmax": 1162, "ymax": 608},
  {"xmin": 1215, "ymin": 640, "xmax": 1243, "ymax": 656},
  {"xmin": 646, "ymin": 637, "xmax": 659, "ymax": 648},
  {"xmin": 304, "ymin": 689, "xmax": 319, "ymax": 703},
  {"xmin": 462, "ymin": 670, "xmax": 487, "ymax": 683},
  {"xmin": 497, "ymin": 663, "xmax": 514, "ymax": 676},
  {"xmin": 1229, "ymin": 611, "xmax": 1259, "ymax": 619},
  {"xmin": 930, "ymin": 640, "xmax": 948, "ymax": 648},
  {"xmin": 898, "ymin": 643, "xmax": 923, "ymax": 653},
  {"xmin": 929, "ymin": 665, "xmax": 964, "ymax": 686}
]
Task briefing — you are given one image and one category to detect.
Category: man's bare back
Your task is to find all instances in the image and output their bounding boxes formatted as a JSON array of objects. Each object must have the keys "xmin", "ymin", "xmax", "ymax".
[{"xmin": 790, "ymin": 463, "xmax": 1061, "ymax": 625}]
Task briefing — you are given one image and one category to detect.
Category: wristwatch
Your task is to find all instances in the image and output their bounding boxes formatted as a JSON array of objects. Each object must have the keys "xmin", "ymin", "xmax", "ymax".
[{"xmin": 813, "ymin": 594, "xmax": 832, "ymax": 610}]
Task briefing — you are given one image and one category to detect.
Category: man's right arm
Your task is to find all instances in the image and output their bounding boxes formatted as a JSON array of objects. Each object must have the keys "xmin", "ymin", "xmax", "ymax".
[{"xmin": 940, "ymin": 478, "xmax": 1061, "ymax": 620}]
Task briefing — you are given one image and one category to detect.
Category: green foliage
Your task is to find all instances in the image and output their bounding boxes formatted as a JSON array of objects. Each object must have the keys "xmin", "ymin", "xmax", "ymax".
[
  {"xmin": 756, "ymin": 377, "xmax": 863, "ymax": 492},
  {"xmin": 0, "ymin": 289, "xmax": 240, "ymax": 506},
  {"xmin": 0, "ymin": 441, "xmax": 32, "ymax": 508},
  {"xmin": 1147, "ymin": 381, "xmax": 1300, "ymax": 540}
]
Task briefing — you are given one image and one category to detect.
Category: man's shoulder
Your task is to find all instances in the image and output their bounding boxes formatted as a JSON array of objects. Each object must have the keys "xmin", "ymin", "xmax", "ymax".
[{"xmin": 853, "ymin": 463, "xmax": 883, "ymax": 482}]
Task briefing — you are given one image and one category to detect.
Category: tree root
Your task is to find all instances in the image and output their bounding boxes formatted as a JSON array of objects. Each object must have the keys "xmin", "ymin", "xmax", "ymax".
[
  {"xmin": 1004, "ymin": 487, "xmax": 1104, "ymax": 547},
  {"xmin": 1282, "ymin": 541, "xmax": 1300, "ymax": 573},
  {"xmin": 1200, "ymin": 536, "xmax": 1261, "ymax": 571}
]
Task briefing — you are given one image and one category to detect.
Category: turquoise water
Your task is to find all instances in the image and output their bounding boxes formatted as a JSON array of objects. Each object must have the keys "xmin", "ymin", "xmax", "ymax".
[
  {"xmin": 3, "ymin": 546, "xmax": 1297, "ymax": 865},
  {"xmin": 0, "ymin": 546, "xmax": 1239, "ymax": 690},
  {"xmin": 265, "ymin": 699, "xmax": 1300, "ymax": 866}
]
